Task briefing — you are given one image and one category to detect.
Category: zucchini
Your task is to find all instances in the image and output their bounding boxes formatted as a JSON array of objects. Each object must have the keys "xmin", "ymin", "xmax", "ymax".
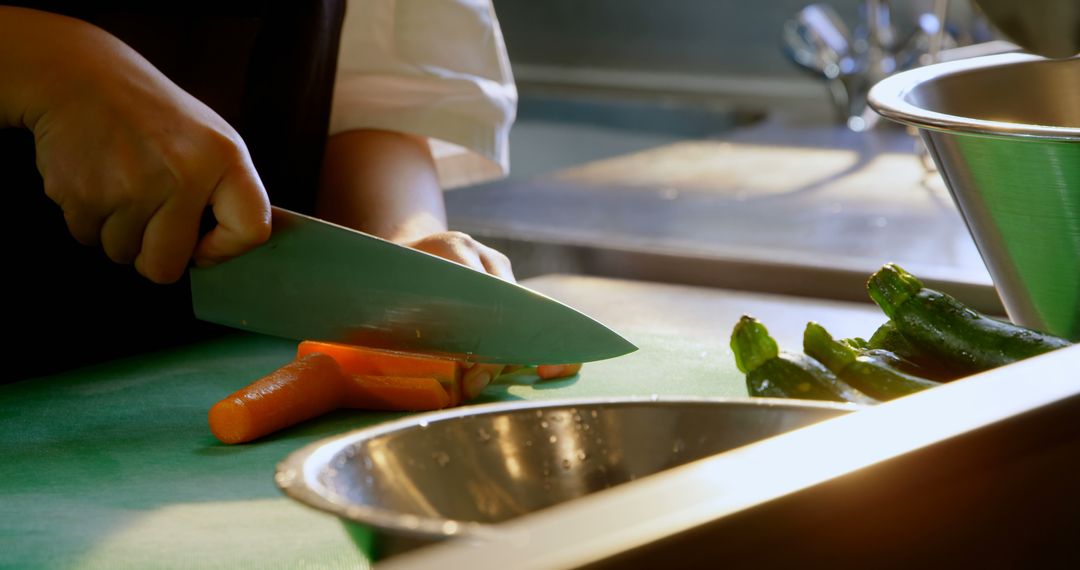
[
  {"xmin": 867, "ymin": 320, "xmax": 963, "ymax": 381},
  {"xmin": 730, "ymin": 315, "xmax": 876, "ymax": 404},
  {"xmin": 804, "ymin": 322, "xmax": 939, "ymax": 401},
  {"xmin": 867, "ymin": 264, "xmax": 1071, "ymax": 374}
]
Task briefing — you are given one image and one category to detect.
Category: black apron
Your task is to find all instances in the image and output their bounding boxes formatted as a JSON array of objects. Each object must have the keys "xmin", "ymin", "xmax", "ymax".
[{"xmin": 0, "ymin": 2, "xmax": 346, "ymax": 380}]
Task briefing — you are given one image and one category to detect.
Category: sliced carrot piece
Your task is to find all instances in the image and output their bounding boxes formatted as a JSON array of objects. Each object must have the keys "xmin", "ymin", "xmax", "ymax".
[
  {"xmin": 298, "ymin": 340, "xmax": 463, "ymax": 406},
  {"xmin": 536, "ymin": 363, "xmax": 583, "ymax": 380},
  {"xmin": 208, "ymin": 353, "xmax": 345, "ymax": 444},
  {"xmin": 343, "ymin": 375, "xmax": 450, "ymax": 411}
]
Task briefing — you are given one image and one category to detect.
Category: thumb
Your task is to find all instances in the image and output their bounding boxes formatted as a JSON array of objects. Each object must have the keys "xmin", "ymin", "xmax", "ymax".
[{"xmin": 463, "ymin": 363, "xmax": 505, "ymax": 400}]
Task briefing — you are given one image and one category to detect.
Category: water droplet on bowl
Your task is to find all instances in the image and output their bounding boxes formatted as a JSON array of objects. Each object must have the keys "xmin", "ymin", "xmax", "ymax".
[
  {"xmin": 432, "ymin": 451, "xmax": 450, "ymax": 467},
  {"xmin": 275, "ymin": 469, "xmax": 296, "ymax": 487},
  {"xmin": 549, "ymin": 435, "xmax": 558, "ymax": 444}
]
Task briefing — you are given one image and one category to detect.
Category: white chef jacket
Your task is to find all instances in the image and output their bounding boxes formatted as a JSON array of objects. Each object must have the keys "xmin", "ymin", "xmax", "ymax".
[{"xmin": 330, "ymin": 0, "xmax": 517, "ymax": 188}]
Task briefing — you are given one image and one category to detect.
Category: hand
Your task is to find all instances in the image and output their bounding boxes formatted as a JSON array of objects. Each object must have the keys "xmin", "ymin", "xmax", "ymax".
[
  {"xmin": 315, "ymin": 130, "xmax": 524, "ymax": 401},
  {"xmin": 402, "ymin": 231, "xmax": 514, "ymax": 399},
  {"xmin": 16, "ymin": 11, "xmax": 271, "ymax": 283},
  {"xmin": 405, "ymin": 232, "xmax": 584, "ymax": 397},
  {"xmin": 406, "ymin": 231, "xmax": 513, "ymax": 400},
  {"xmin": 404, "ymin": 231, "xmax": 515, "ymax": 282}
]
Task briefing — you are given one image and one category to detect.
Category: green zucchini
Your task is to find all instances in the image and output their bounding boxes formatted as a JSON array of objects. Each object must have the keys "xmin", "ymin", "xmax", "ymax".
[
  {"xmin": 804, "ymin": 321, "xmax": 939, "ymax": 401},
  {"xmin": 867, "ymin": 264, "xmax": 1071, "ymax": 374},
  {"xmin": 867, "ymin": 320, "xmax": 963, "ymax": 381},
  {"xmin": 730, "ymin": 315, "xmax": 876, "ymax": 404}
]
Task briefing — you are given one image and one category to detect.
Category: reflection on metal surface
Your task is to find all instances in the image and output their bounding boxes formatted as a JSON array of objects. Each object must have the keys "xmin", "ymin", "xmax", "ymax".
[
  {"xmin": 381, "ymin": 345, "xmax": 1080, "ymax": 570},
  {"xmin": 191, "ymin": 207, "xmax": 637, "ymax": 364},
  {"xmin": 276, "ymin": 398, "xmax": 852, "ymax": 555},
  {"xmin": 870, "ymin": 53, "xmax": 1080, "ymax": 339},
  {"xmin": 972, "ymin": 0, "xmax": 1080, "ymax": 58}
]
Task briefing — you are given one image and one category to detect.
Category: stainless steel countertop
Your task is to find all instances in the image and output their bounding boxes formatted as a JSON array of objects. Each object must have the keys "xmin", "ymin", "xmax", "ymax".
[{"xmin": 447, "ymin": 115, "xmax": 999, "ymax": 313}]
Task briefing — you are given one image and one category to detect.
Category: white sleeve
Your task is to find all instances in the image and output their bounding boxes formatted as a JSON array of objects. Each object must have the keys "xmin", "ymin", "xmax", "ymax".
[{"xmin": 330, "ymin": 0, "xmax": 518, "ymax": 188}]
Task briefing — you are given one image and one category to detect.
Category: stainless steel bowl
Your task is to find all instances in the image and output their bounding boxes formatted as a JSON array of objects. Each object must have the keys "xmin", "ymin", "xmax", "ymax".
[
  {"xmin": 275, "ymin": 397, "xmax": 852, "ymax": 556},
  {"xmin": 870, "ymin": 53, "xmax": 1080, "ymax": 340}
]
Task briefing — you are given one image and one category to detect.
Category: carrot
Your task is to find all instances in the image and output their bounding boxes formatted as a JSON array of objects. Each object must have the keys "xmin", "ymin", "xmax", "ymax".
[
  {"xmin": 298, "ymin": 340, "xmax": 463, "ymax": 405},
  {"xmin": 208, "ymin": 353, "xmax": 345, "ymax": 444},
  {"xmin": 343, "ymin": 375, "xmax": 450, "ymax": 411},
  {"xmin": 536, "ymin": 363, "xmax": 583, "ymax": 380}
]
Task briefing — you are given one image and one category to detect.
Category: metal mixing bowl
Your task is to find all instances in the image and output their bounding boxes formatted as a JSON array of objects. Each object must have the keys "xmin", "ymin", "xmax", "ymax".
[
  {"xmin": 869, "ymin": 53, "xmax": 1079, "ymax": 340},
  {"xmin": 275, "ymin": 397, "xmax": 852, "ymax": 556}
]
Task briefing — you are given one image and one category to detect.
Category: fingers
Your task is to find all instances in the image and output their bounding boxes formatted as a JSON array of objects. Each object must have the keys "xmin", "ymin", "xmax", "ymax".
[
  {"xmin": 477, "ymin": 243, "xmax": 515, "ymax": 282},
  {"xmin": 408, "ymin": 231, "xmax": 516, "ymax": 282},
  {"xmin": 61, "ymin": 206, "xmax": 107, "ymax": 247},
  {"xmin": 193, "ymin": 156, "xmax": 271, "ymax": 268},
  {"xmin": 407, "ymin": 231, "xmax": 517, "ymax": 401},
  {"xmin": 462, "ymin": 362, "xmax": 505, "ymax": 400},
  {"xmin": 135, "ymin": 196, "xmax": 202, "ymax": 284},
  {"xmin": 99, "ymin": 203, "xmax": 156, "ymax": 264}
]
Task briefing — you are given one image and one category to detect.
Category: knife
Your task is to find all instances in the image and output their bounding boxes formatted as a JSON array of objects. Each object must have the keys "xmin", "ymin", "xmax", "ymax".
[{"xmin": 190, "ymin": 207, "xmax": 637, "ymax": 364}]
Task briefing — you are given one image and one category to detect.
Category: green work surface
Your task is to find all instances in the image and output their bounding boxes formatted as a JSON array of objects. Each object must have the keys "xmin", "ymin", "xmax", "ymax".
[
  {"xmin": 0, "ymin": 275, "xmax": 887, "ymax": 569},
  {"xmin": 0, "ymin": 333, "xmax": 735, "ymax": 569}
]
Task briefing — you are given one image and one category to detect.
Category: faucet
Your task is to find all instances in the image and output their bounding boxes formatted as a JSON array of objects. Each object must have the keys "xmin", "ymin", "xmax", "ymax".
[{"xmin": 783, "ymin": 0, "xmax": 954, "ymax": 131}]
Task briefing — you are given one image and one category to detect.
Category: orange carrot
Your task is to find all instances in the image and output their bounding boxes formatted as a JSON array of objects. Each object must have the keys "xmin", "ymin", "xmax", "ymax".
[
  {"xmin": 536, "ymin": 363, "xmax": 583, "ymax": 380},
  {"xmin": 208, "ymin": 353, "xmax": 345, "ymax": 444},
  {"xmin": 343, "ymin": 375, "xmax": 451, "ymax": 411},
  {"xmin": 298, "ymin": 340, "xmax": 463, "ymax": 405}
]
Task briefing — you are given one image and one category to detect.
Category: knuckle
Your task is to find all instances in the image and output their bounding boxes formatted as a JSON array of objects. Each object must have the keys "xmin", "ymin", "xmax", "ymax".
[
  {"xmin": 239, "ymin": 215, "xmax": 272, "ymax": 247},
  {"xmin": 206, "ymin": 127, "xmax": 248, "ymax": 163},
  {"xmin": 443, "ymin": 231, "xmax": 476, "ymax": 248}
]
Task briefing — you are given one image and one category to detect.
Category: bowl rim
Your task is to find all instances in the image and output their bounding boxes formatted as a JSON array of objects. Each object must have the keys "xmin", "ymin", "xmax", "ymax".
[
  {"xmin": 868, "ymin": 53, "xmax": 1080, "ymax": 141},
  {"xmin": 274, "ymin": 396, "xmax": 857, "ymax": 541}
]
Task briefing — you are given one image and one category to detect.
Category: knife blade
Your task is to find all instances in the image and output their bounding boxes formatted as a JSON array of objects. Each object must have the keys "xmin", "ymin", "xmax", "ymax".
[{"xmin": 190, "ymin": 207, "xmax": 637, "ymax": 364}]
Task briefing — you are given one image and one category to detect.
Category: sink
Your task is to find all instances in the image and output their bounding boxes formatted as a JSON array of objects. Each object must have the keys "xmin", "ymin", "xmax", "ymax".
[{"xmin": 507, "ymin": 92, "xmax": 761, "ymax": 179}]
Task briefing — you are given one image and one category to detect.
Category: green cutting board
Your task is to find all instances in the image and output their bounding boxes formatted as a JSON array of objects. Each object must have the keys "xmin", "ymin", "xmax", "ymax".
[{"xmin": 0, "ymin": 275, "xmax": 887, "ymax": 569}]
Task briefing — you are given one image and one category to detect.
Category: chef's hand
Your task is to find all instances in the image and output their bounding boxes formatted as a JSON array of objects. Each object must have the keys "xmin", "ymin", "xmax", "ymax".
[
  {"xmin": 4, "ymin": 8, "xmax": 271, "ymax": 284},
  {"xmin": 405, "ymin": 232, "xmax": 515, "ymax": 399},
  {"xmin": 317, "ymin": 131, "xmax": 581, "ymax": 400},
  {"xmin": 405, "ymin": 231, "xmax": 515, "ymax": 282}
]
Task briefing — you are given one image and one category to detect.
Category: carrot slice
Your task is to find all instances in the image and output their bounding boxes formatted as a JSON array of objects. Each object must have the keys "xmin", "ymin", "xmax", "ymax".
[
  {"xmin": 343, "ymin": 375, "xmax": 451, "ymax": 411},
  {"xmin": 208, "ymin": 353, "xmax": 345, "ymax": 444},
  {"xmin": 536, "ymin": 363, "xmax": 583, "ymax": 380},
  {"xmin": 298, "ymin": 340, "xmax": 463, "ymax": 405}
]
